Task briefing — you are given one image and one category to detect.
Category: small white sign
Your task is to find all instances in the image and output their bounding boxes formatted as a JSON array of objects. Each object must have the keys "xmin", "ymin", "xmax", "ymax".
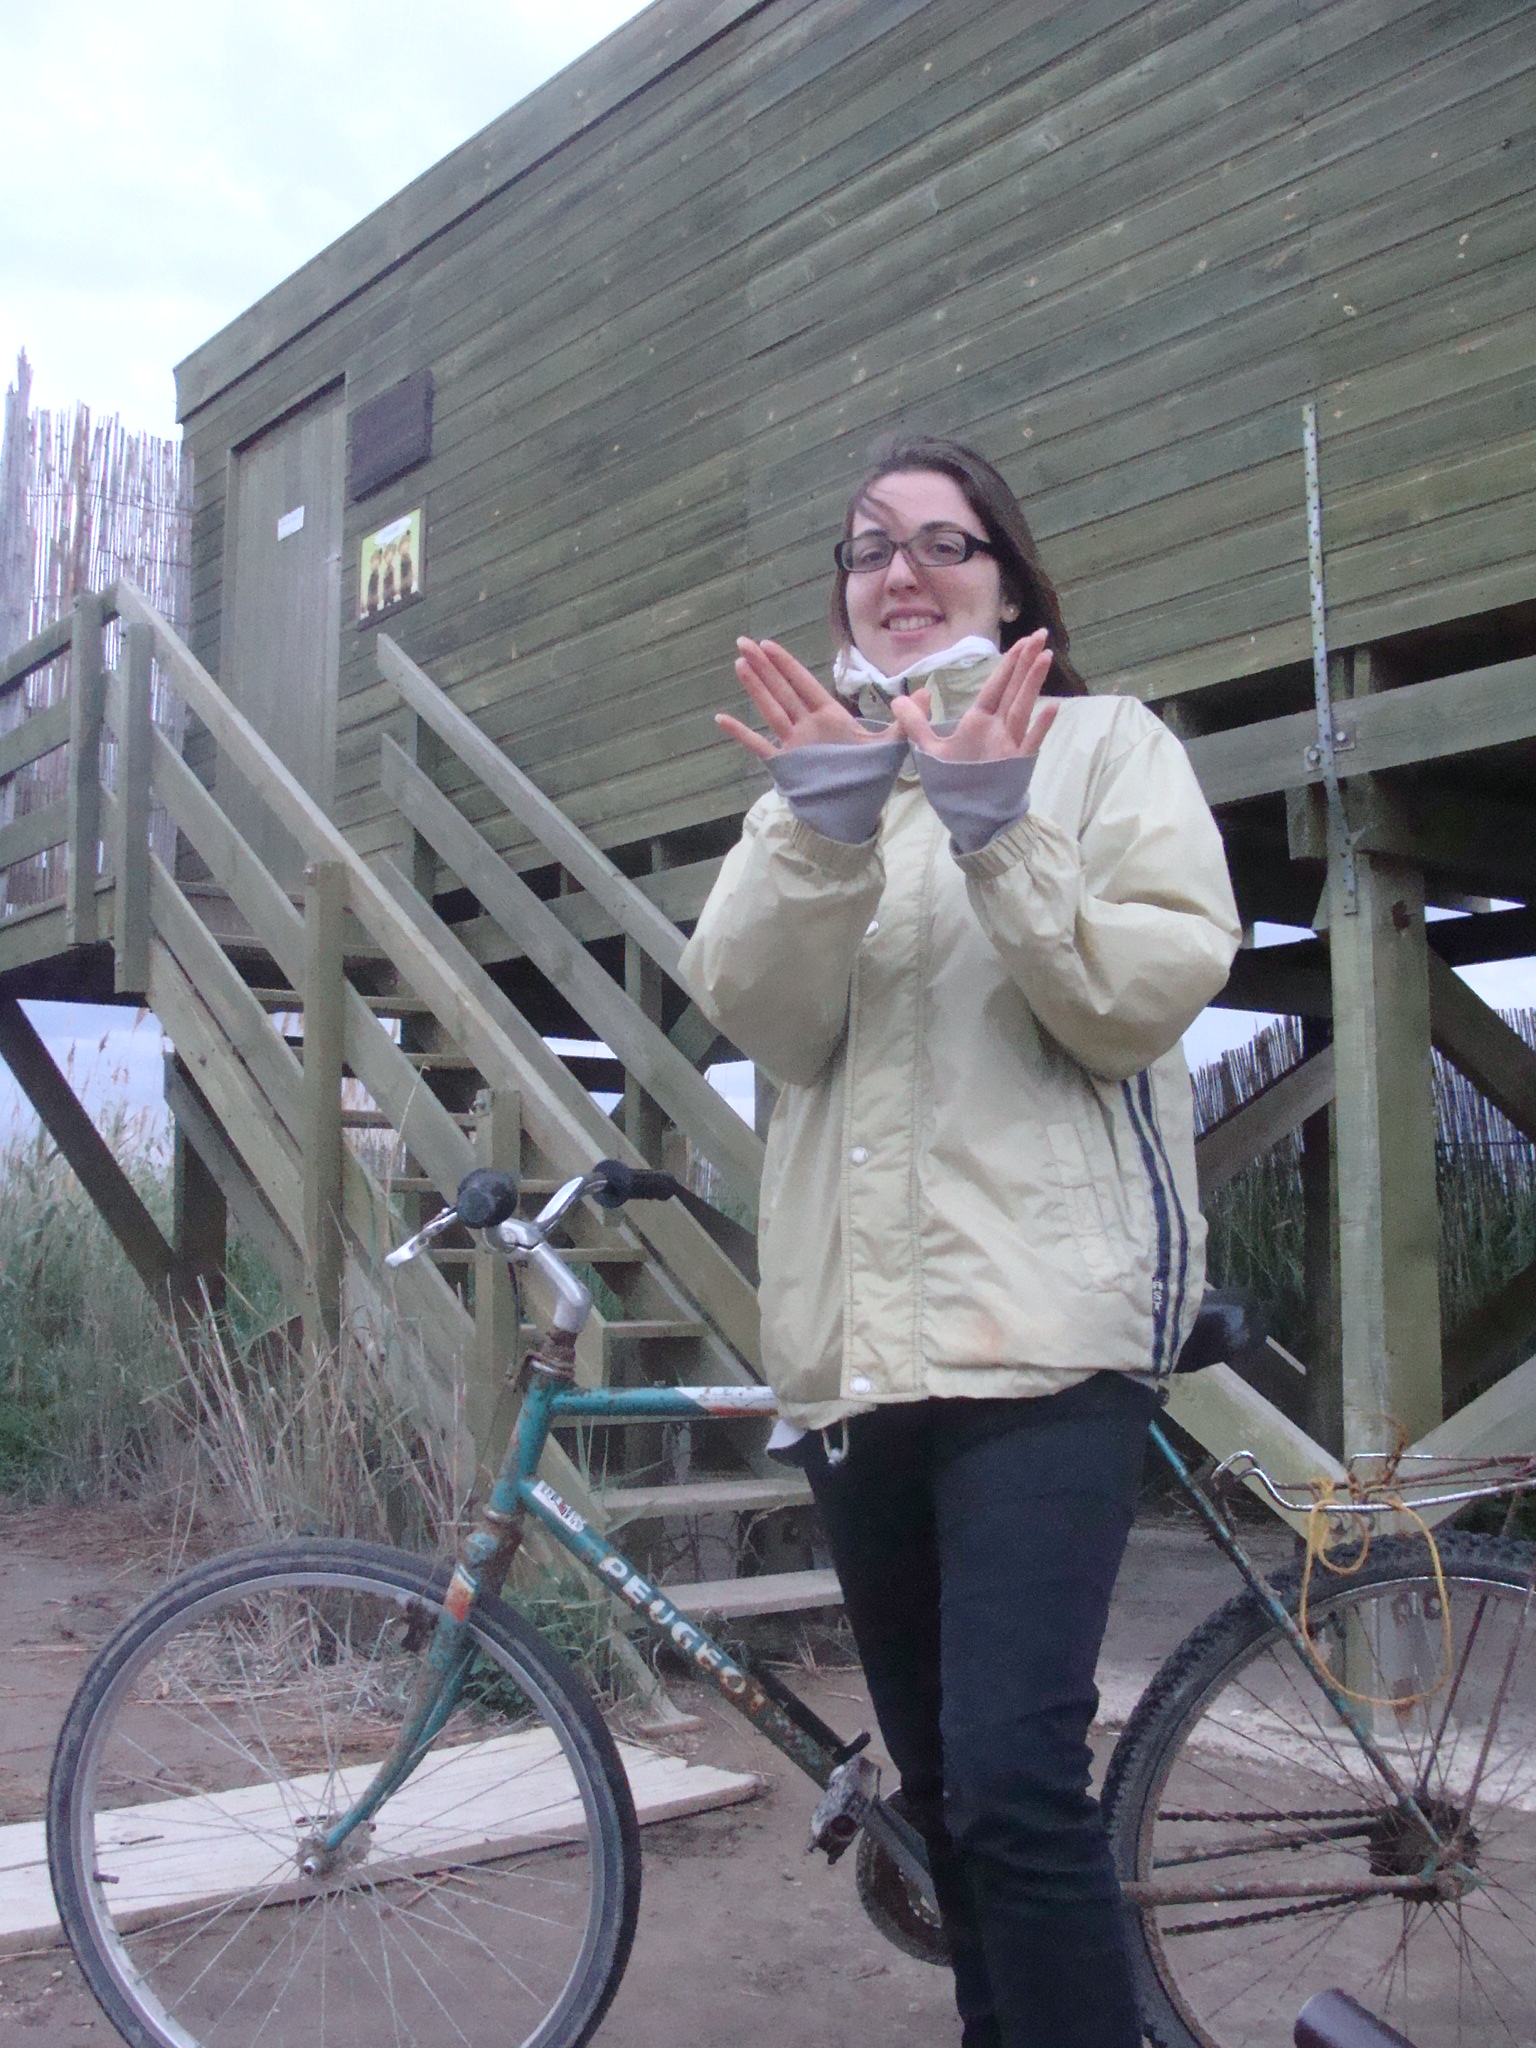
[{"xmin": 276, "ymin": 505, "xmax": 305, "ymax": 540}]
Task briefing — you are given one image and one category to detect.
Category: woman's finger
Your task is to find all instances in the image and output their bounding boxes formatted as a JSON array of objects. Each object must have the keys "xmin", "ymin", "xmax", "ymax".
[
  {"xmin": 1000, "ymin": 645, "xmax": 1055, "ymax": 742},
  {"xmin": 1018, "ymin": 698, "xmax": 1060, "ymax": 758},
  {"xmin": 757, "ymin": 638, "xmax": 838, "ymax": 714},
  {"xmin": 733, "ymin": 655, "xmax": 796, "ymax": 738},
  {"xmin": 715, "ymin": 711, "xmax": 779, "ymax": 761},
  {"xmin": 889, "ymin": 693, "xmax": 938, "ymax": 750}
]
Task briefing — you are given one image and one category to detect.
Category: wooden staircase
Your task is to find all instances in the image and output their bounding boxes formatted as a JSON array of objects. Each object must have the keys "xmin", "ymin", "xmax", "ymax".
[{"xmin": 0, "ymin": 585, "xmax": 823, "ymax": 1637}]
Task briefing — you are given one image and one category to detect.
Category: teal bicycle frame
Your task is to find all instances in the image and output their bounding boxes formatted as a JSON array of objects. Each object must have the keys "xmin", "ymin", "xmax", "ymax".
[{"xmin": 307, "ymin": 1337, "xmax": 931, "ymax": 1895}]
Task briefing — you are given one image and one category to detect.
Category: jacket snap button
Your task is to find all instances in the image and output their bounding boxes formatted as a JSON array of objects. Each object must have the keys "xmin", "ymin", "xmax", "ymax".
[
  {"xmin": 865, "ymin": 918, "xmax": 879, "ymax": 936},
  {"xmin": 850, "ymin": 1375, "xmax": 872, "ymax": 1394},
  {"xmin": 849, "ymin": 1146, "xmax": 869, "ymax": 1165}
]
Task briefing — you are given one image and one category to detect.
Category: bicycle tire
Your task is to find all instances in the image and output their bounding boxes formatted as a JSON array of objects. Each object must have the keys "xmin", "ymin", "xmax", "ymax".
[
  {"xmin": 47, "ymin": 1539, "xmax": 641, "ymax": 2048},
  {"xmin": 854, "ymin": 1792, "xmax": 949, "ymax": 1966},
  {"xmin": 1101, "ymin": 1531, "xmax": 1536, "ymax": 2048}
]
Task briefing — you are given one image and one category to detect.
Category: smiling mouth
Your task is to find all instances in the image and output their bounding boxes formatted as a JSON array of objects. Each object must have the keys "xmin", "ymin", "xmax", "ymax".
[{"xmin": 884, "ymin": 613, "xmax": 943, "ymax": 632}]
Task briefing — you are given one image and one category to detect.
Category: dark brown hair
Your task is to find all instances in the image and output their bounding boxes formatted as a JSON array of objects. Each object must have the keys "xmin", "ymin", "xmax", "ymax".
[{"xmin": 829, "ymin": 433, "xmax": 1086, "ymax": 695}]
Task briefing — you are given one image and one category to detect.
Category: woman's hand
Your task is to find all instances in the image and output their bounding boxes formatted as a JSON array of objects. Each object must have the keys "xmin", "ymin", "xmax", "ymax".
[
  {"xmin": 716, "ymin": 638, "xmax": 883, "ymax": 760},
  {"xmin": 889, "ymin": 630, "xmax": 1059, "ymax": 761}
]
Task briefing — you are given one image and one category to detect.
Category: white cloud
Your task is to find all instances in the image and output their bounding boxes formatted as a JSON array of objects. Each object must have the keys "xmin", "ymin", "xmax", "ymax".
[{"xmin": 0, "ymin": 0, "xmax": 651, "ymax": 431}]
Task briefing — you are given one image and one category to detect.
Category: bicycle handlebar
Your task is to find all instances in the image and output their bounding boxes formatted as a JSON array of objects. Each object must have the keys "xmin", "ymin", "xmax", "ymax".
[{"xmin": 385, "ymin": 1158, "xmax": 686, "ymax": 1268}]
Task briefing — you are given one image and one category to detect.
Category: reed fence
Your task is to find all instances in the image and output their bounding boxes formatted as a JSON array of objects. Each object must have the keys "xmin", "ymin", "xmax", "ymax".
[{"xmin": 0, "ymin": 351, "xmax": 191, "ymax": 916}]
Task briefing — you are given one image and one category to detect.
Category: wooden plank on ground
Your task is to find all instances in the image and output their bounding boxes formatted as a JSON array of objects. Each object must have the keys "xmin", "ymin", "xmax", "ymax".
[
  {"xmin": 0, "ymin": 1730, "xmax": 760, "ymax": 1953},
  {"xmin": 0, "ymin": 996, "xmax": 175, "ymax": 1308}
]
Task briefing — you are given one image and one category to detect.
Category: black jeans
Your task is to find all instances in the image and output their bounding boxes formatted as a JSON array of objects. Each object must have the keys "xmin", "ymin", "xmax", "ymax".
[{"xmin": 796, "ymin": 1374, "xmax": 1156, "ymax": 2048}]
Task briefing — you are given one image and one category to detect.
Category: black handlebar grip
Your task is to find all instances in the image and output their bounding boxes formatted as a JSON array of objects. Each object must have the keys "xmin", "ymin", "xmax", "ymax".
[
  {"xmin": 454, "ymin": 1167, "xmax": 520, "ymax": 1229},
  {"xmin": 1295, "ymin": 1992, "xmax": 1417, "ymax": 2048},
  {"xmin": 591, "ymin": 1158, "xmax": 686, "ymax": 1209}
]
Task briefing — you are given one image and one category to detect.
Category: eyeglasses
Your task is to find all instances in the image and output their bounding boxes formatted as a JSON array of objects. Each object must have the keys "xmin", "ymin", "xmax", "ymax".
[{"xmin": 834, "ymin": 524, "xmax": 997, "ymax": 574}]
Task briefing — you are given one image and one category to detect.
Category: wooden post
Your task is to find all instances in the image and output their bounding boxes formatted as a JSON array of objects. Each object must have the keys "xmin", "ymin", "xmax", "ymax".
[
  {"xmin": 472, "ymin": 1085, "xmax": 521, "ymax": 1455},
  {"xmin": 404, "ymin": 711, "xmax": 445, "ymax": 903},
  {"xmin": 1326, "ymin": 651, "xmax": 1443, "ymax": 1452},
  {"xmin": 172, "ymin": 1088, "xmax": 227, "ymax": 1318},
  {"xmin": 66, "ymin": 593, "xmax": 106, "ymax": 945},
  {"xmin": 302, "ymin": 861, "xmax": 347, "ymax": 1359},
  {"xmin": 1299, "ymin": 1017, "xmax": 1342, "ymax": 1456},
  {"xmin": 623, "ymin": 934, "xmax": 666, "ymax": 1162},
  {"xmin": 113, "ymin": 622, "xmax": 153, "ymax": 994}
]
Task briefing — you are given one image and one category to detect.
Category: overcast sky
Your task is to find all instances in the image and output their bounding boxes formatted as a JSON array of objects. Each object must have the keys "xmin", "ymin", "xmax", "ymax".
[
  {"xmin": 1, "ymin": 0, "xmax": 650, "ymax": 433},
  {"xmin": 0, "ymin": 0, "xmax": 1530, "ymax": 1144}
]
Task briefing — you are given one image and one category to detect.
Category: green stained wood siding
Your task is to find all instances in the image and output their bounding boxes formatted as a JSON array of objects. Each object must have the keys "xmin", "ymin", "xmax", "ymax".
[{"xmin": 177, "ymin": 0, "xmax": 1536, "ymax": 872}]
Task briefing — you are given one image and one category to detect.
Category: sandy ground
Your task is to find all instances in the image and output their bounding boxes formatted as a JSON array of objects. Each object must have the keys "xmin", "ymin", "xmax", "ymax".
[{"xmin": 0, "ymin": 1500, "xmax": 1277, "ymax": 2044}]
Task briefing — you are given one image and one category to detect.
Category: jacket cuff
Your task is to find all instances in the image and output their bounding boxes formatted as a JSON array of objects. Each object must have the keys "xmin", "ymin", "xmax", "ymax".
[
  {"xmin": 913, "ymin": 750, "xmax": 1034, "ymax": 854},
  {"xmin": 950, "ymin": 805, "xmax": 1055, "ymax": 880},
  {"xmin": 765, "ymin": 739, "xmax": 907, "ymax": 844},
  {"xmin": 778, "ymin": 802, "xmax": 892, "ymax": 877}
]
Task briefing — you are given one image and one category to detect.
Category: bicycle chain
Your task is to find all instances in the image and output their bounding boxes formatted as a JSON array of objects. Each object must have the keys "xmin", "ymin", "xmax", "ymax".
[
  {"xmin": 1158, "ymin": 1808, "xmax": 1376, "ymax": 1825},
  {"xmin": 1161, "ymin": 1891, "xmax": 1369, "ymax": 1937}
]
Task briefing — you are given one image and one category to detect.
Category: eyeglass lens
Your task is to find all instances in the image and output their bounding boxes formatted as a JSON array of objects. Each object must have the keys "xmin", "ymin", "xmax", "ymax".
[{"xmin": 840, "ymin": 525, "xmax": 985, "ymax": 572}]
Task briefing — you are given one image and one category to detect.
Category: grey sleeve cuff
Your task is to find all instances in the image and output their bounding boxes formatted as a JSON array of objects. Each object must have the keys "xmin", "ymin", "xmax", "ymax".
[
  {"xmin": 765, "ymin": 739, "xmax": 908, "ymax": 844},
  {"xmin": 912, "ymin": 750, "xmax": 1035, "ymax": 854}
]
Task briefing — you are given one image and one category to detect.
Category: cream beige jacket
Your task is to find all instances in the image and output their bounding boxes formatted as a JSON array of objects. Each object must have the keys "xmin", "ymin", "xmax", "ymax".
[{"xmin": 678, "ymin": 667, "xmax": 1242, "ymax": 1429}]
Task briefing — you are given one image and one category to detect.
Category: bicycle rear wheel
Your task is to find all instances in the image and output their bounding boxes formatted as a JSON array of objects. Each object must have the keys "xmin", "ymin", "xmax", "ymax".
[
  {"xmin": 1102, "ymin": 1532, "xmax": 1536, "ymax": 2048},
  {"xmin": 48, "ymin": 1540, "xmax": 640, "ymax": 2048}
]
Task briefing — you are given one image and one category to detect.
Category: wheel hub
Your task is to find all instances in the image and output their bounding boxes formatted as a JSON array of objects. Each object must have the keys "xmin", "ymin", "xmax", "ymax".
[
  {"xmin": 1366, "ymin": 1795, "xmax": 1477, "ymax": 1878},
  {"xmin": 296, "ymin": 1815, "xmax": 375, "ymax": 1881}
]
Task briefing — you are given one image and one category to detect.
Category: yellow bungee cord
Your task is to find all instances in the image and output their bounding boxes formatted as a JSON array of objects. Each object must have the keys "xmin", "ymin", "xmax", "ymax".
[{"xmin": 1297, "ymin": 1474, "xmax": 1454, "ymax": 1710}]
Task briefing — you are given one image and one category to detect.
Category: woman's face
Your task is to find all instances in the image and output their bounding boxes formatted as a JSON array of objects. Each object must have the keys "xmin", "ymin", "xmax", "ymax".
[{"xmin": 844, "ymin": 469, "xmax": 1007, "ymax": 674}]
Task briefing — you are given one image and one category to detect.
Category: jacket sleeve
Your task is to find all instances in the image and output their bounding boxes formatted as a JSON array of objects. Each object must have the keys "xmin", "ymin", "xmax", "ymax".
[
  {"xmin": 677, "ymin": 792, "xmax": 885, "ymax": 1086},
  {"xmin": 955, "ymin": 709, "xmax": 1241, "ymax": 1080}
]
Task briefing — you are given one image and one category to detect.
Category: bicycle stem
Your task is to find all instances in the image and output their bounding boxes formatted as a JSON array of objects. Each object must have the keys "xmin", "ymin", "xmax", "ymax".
[{"xmin": 1148, "ymin": 1419, "xmax": 1447, "ymax": 1859}]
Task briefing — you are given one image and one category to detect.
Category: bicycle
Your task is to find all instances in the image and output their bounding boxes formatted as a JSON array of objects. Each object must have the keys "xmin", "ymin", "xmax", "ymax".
[{"xmin": 46, "ymin": 1161, "xmax": 1536, "ymax": 2048}]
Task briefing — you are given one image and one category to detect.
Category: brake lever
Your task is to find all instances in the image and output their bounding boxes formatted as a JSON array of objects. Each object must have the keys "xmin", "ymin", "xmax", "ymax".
[{"xmin": 384, "ymin": 1207, "xmax": 461, "ymax": 1268}]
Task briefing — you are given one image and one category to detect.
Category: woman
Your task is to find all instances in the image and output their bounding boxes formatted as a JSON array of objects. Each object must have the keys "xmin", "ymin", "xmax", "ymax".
[{"xmin": 677, "ymin": 436, "xmax": 1240, "ymax": 2048}]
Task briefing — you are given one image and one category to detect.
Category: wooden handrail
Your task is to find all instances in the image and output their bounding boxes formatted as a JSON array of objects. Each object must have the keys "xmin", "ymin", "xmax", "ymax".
[
  {"xmin": 110, "ymin": 582, "xmax": 761, "ymax": 1360},
  {"xmin": 375, "ymin": 633, "xmax": 689, "ymax": 981}
]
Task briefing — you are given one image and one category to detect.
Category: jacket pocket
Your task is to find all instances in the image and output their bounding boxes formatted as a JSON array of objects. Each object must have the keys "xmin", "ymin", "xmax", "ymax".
[{"xmin": 1046, "ymin": 1121, "xmax": 1121, "ymax": 1284}]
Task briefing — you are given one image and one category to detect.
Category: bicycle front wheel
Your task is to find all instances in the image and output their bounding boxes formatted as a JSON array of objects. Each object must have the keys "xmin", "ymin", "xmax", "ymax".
[
  {"xmin": 48, "ymin": 1540, "xmax": 641, "ymax": 2048},
  {"xmin": 1103, "ymin": 1531, "xmax": 1536, "ymax": 2048}
]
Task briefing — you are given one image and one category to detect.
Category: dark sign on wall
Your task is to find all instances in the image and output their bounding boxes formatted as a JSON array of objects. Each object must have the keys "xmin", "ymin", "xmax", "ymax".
[{"xmin": 348, "ymin": 370, "xmax": 433, "ymax": 502}]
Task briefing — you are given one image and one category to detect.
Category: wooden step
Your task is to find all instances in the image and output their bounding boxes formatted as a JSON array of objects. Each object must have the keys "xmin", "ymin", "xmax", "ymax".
[
  {"xmin": 600, "ymin": 1475, "xmax": 813, "ymax": 1526},
  {"xmin": 664, "ymin": 1569, "xmax": 843, "ymax": 1619},
  {"xmin": 245, "ymin": 985, "xmax": 438, "ymax": 1018},
  {"xmin": 604, "ymin": 1318, "xmax": 705, "ymax": 1341}
]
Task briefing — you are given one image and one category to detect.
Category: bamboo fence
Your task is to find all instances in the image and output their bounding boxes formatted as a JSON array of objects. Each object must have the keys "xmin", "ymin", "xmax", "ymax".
[{"xmin": 0, "ymin": 351, "xmax": 192, "ymax": 914}]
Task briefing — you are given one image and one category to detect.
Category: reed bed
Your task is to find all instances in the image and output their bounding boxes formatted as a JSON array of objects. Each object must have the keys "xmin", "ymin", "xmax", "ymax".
[{"xmin": 1197, "ymin": 1010, "xmax": 1536, "ymax": 1366}]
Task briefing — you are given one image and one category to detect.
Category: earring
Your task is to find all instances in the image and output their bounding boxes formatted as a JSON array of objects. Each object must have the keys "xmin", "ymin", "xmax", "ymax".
[{"xmin": 1001, "ymin": 603, "xmax": 1020, "ymax": 622}]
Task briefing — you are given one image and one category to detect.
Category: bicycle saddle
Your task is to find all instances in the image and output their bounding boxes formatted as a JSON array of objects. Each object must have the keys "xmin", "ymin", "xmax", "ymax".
[{"xmin": 1173, "ymin": 1288, "xmax": 1269, "ymax": 1374}]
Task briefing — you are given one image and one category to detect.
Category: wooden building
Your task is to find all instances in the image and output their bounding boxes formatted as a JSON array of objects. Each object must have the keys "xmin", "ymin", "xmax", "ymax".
[{"xmin": 1, "ymin": 0, "xmax": 1534, "ymax": 1620}]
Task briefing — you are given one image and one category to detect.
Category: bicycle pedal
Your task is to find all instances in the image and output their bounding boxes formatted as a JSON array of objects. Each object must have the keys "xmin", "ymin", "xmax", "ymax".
[{"xmin": 809, "ymin": 1752, "xmax": 880, "ymax": 1864}]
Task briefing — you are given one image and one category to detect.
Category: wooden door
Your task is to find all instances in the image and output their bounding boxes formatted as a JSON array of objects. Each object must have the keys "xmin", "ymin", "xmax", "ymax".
[{"xmin": 220, "ymin": 387, "xmax": 345, "ymax": 888}]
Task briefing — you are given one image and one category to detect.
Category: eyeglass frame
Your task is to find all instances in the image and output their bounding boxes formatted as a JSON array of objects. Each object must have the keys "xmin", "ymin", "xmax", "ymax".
[{"xmin": 833, "ymin": 522, "xmax": 998, "ymax": 575}]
